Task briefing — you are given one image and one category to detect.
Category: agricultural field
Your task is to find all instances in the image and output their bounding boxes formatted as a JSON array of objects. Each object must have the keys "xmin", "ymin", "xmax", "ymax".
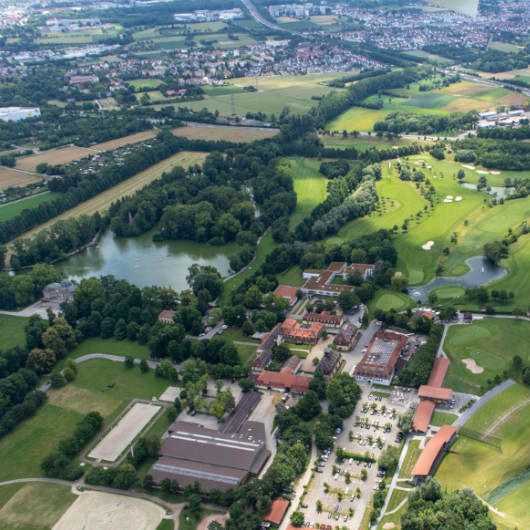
[
  {"xmin": 16, "ymin": 146, "xmax": 93, "ymax": 171},
  {"xmin": 172, "ymin": 125, "xmax": 278, "ymax": 143},
  {"xmin": 279, "ymin": 157, "xmax": 328, "ymax": 229},
  {"xmin": 89, "ymin": 129, "xmax": 157, "ymax": 151},
  {"xmin": 177, "ymin": 73, "xmax": 344, "ymax": 118},
  {"xmin": 0, "ymin": 192, "xmax": 61, "ymax": 223},
  {"xmin": 443, "ymin": 318, "xmax": 530, "ymax": 394},
  {"xmin": 0, "ymin": 482, "xmax": 77, "ymax": 530},
  {"xmin": 320, "ymin": 134, "xmax": 415, "ymax": 151},
  {"xmin": 436, "ymin": 384, "xmax": 530, "ymax": 530},
  {"xmin": 326, "ymin": 154, "xmax": 530, "ymax": 288},
  {"xmin": 0, "ymin": 314, "xmax": 28, "ymax": 349},
  {"xmin": 11, "ymin": 151, "xmax": 207, "ymax": 244},
  {"xmin": 327, "ymin": 79, "xmax": 528, "ymax": 132},
  {"xmin": 0, "ymin": 167, "xmax": 41, "ymax": 191},
  {"xmin": 406, "ymin": 49, "xmax": 455, "ymax": 65}
]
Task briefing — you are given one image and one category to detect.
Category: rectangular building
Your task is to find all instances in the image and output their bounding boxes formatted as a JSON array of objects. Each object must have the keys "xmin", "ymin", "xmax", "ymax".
[
  {"xmin": 303, "ymin": 310, "xmax": 343, "ymax": 328},
  {"xmin": 281, "ymin": 318, "xmax": 323, "ymax": 344},
  {"xmin": 333, "ymin": 322, "xmax": 359, "ymax": 351},
  {"xmin": 301, "ymin": 262, "xmax": 374, "ymax": 297}
]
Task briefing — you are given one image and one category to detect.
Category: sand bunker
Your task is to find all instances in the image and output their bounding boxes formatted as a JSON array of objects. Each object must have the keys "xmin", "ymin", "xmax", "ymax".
[
  {"xmin": 455, "ymin": 196, "xmax": 462, "ymax": 201},
  {"xmin": 462, "ymin": 358, "xmax": 484, "ymax": 374},
  {"xmin": 443, "ymin": 198, "xmax": 453, "ymax": 203},
  {"xmin": 490, "ymin": 170, "xmax": 500, "ymax": 175},
  {"xmin": 383, "ymin": 524, "xmax": 396, "ymax": 529},
  {"xmin": 52, "ymin": 491, "xmax": 165, "ymax": 530},
  {"xmin": 462, "ymin": 164, "xmax": 475, "ymax": 170},
  {"xmin": 422, "ymin": 240, "xmax": 434, "ymax": 250},
  {"xmin": 476, "ymin": 170, "xmax": 489, "ymax": 174}
]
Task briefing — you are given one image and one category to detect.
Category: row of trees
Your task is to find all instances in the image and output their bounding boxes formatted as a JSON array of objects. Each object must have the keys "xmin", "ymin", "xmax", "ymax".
[{"xmin": 374, "ymin": 111, "xmax": 478, "ymax": 135}]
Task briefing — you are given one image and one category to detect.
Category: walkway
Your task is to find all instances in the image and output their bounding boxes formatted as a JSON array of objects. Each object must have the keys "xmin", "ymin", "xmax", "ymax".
[{"xmin": 454, "ymin": 379, "xmax": 516, "ymax": 428}]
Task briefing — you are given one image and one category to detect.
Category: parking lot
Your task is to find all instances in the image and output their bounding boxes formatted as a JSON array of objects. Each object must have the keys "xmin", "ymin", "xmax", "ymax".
[{"xmin": 300, "ymin": 383, "xmax": 416, "ymax": 528}]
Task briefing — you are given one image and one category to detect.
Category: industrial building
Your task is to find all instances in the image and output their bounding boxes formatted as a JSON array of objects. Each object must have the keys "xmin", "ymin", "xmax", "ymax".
[{"xmin": 0, "ymin": 106, "xmax": 40, "ymax": 122}]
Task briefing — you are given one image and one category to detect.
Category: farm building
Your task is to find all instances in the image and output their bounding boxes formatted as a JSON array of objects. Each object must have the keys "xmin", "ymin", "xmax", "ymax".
[
  {"xmin": 150, "ymin": 420, "xmax": 269, "ymax": 491},
  {"xmin": 255, "ymin": 370, "xmax": 311, "ymax": 393},
  {"xmin": 333, "ymin": 322, "xmax": 359, "ymax": 350},
  {"xmin": 303, "ymin": 310, "xmax": 343, "ymax": 328},
  {"xmin": 264, "ymin": 498, "xmax": 289, "ymax": 526},
  {"xmin": 353, "ymin": 331, "xmax": 407, "ymax": 386},
  {"xmin": 418, "ymin": 385, "xmax": 453, "ymax": 403},
  {"xmin": 273, "ymin": 285, "xmax": 299, "ymax": 306},
  {"xmin": 411, "ymin": 425, "xmax": 458, "ymax": 484},
  {"xmin": 0, "ymin": 106, "xmax": 40, "ymax": 122}
]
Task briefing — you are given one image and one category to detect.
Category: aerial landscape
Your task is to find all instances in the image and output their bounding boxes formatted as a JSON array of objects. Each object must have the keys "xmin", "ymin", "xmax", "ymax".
[{"xmin": 0, "ymin": 0, "xmax": 528, "ymax": 528}]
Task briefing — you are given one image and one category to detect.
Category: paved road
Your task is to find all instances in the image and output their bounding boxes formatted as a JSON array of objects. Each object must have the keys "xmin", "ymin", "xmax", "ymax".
[
  {"xmin": 344, "ymin": 318, "xmax": 380, "ymax": 375},
  {"xmin": 454, "ymin": 379, "xmax": 516, "ymax": 428},
  {"xmin": 240, "ymin": 0, "xmax": 296, "ymax": 34},
  {"xmin": 374, "ymin": 436, "xmax": 412, "ymax": 528}
]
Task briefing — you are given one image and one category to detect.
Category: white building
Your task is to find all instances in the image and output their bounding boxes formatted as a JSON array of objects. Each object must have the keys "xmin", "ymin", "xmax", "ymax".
[{"xmin": 0, "ymin": 107, "xmax": 41, "ymax": 122}]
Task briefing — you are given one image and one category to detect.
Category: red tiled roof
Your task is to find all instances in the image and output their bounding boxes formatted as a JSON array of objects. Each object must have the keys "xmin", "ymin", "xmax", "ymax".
[
  {"xmin": 412, "ymin": 425, "xmax": 458, "ymax": 477},
  {"xmin": 413, "ymin": 400, "xmax": 436, "ymax": 432},
  {"xmin": 274, "ymin": 285, "xmax": 298, "ymax": 306},
  {"xmin": 264, "ymin": 498, "xmax": 289, "ymax": 525},
  {"xmin": 281, "ymin": 318, "xmax": 323, "ymax": 343},
  {"xmin": 427, "ymin": 357, "xmax": 450, "ymax": 387},
  {"xmin": 303, "ymin": 310, "xmax": 343, "ymax": 326},
  {"xmin": 256, "ymin": 370, "xmax": 311, "ymax": 393},
  {"xmin": 418, "ymin": 385, "xmax": 452, "ymax": 401}
]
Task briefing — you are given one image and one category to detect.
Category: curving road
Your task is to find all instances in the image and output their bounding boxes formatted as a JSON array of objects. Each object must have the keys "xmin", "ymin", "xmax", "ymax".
[{"xmin": 240, "ymin": 0, "xmax": 297, "ymax": 34}]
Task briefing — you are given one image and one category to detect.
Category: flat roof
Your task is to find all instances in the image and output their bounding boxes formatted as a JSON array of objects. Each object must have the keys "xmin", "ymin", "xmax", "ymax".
[
  {"xmin": 412, "ymin": 425, "xmax": 458, "ymax": 477},
  {"xmin": 418, "ymin": 385, "xmax": 452, "ymax": 401},
  {"xmin": 413, "ymin": 400, "xmax": 435, "ymax": 432},
  {"xmin": 427, "ymin": 357, "xmax": 450, "ymax": 387}
]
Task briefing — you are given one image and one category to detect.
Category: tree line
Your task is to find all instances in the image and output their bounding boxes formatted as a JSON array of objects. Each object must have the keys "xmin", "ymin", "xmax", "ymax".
[{"xmin": 373, "ymin": 111, "xmax": 478, "ymax": 135}]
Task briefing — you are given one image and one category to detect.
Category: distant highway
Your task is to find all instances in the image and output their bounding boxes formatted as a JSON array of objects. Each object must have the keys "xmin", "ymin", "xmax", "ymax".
[{"xmin": 240, "ymin": 0, "xmax": 298, "ymax": 35}]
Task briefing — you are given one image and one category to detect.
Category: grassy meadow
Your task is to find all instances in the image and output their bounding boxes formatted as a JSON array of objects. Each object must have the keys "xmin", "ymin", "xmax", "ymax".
[
  {"xmin": 436, "ymin": 384, "xmax": 530, "ymax": 530},
  {"xmin": 399, "ymin": 439, "xmax": 421, "ymax": 479},
  {"xmin": 443, "ymin": 318, "xmax": 530, "ymax": 394},
  {"xmin": 0, "ymin": 192, "xmax": 61, "ymax": 223},
  {"xmin": 0, "ymin": 314, "xmax": 28, "ymax": 349}
]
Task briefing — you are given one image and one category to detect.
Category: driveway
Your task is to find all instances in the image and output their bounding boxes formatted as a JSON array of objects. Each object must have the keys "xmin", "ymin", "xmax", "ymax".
[{"xmin": 343, "ymin": 319, "xmax": 380, "ymax": 374}]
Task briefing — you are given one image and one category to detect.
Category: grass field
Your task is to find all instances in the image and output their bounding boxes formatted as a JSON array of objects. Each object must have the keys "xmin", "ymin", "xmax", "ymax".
[
  {"xmin": 11, "ymin": 151, "xmax": 207, "ymax": 244},
  {"xmin": 430, "ymin": 285, "xmax": 465, "ymax": 300},
  {"xmin": 127, "ymin": 78, "xmax": 164, "ymax": 90},
  {"xmin": 386, "ymin": 488, "xmax": 409, "ymax": 513},
  {"xmin": 369, "ymin": 289, "xmax": 415, "ymax": 313},
  {"xmin": 377, "ymin": 499, "xmax": 408, "ymax": 530},
  {"xmin": 320, "ymin": 134, "xmax": 415, "ymax": 151},
  {"xmin": 399, "ymin": 439, "xmax": 421, "ymax": 479},
  {"xmin": 276, "ymin": 265, "xmax": 304, "ymax": 286},
  {"xmin": 0, "ymin": 168, "xmax": 41, "ymax": 191},
  {"xmin": 279, "ymin": 157, "xmax": 328, "ymax": 229},
  {"xmin": 430, "ymin": 410, "xmax": 458, "ymax": 426},
  {"xmin": 177, "ymin": 73, "xmax": 343, "ymax": 118},
  {"xmin": 326, "ymin": 154, "xmax": 530, "ymax": 287},
  {"xmin": 0, "ymin": 192, "xmax": 61, "ymax": 223},
  {"xmin": 444, "ymin": 319, "xmax": 530, "ymax": 394},
  {"xmin": 0, "ymin": 314, "xmax": 28, "ymax": 349},
  {"xmin": 0, "ymin": 482, "xmax": 77, "ymax": 530},
  {"xmin": 16, "ymin": 146, "xmax": 94, "ymax": 171},
  {"xmin": 436, "ymin": 384, "xmax": 530, "ymax": 529},
  {"xmin": 234, "ymin": 343, "xmax": 257, "ymax": 365},
  {"xmin": 70, "ymin": 337, "xmax": 150, "ymax": 360},
  {"xmin": 179, "ymin": 508, "xmax": 219, "ymax": 530},
  {"xmin": 172, "ymin": 125, "xmax": 277, "ymax": 143}
]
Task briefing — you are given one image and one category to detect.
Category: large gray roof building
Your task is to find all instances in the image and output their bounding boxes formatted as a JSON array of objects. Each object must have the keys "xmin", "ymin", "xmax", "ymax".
[{"xmin": 150, "ymin": 420, "xmax": 269, "ymax": 491}]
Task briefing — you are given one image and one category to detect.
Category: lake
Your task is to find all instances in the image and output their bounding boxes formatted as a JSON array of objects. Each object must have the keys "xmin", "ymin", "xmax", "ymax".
[
  {"xmin": 409, "ymin": 256, "xmax": 507, "ymax": 302},
  {"xmin": 56, "ymin": 229, "xmax": 236, "ymax": 292}
]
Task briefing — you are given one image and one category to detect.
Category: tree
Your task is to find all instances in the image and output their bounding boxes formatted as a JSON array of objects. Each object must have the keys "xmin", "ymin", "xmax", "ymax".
[
  {"xmin": 398, "ymin": 411, "xmax": 414, "ymax": 434},
  {"xmin": 167, "ymin": 406, "xmax": 178, "ymax": 422},
  {"xmin": 295, "ymin": 390, "xmax": 321, "ymax": 421},
  {"xmin": 361, "ymin": 468, "xmax": 367, "ymax": 481},
  {"xmin": 188, "ymin": 493, "xmax": 202, "ymax": 516},
  {"xmin": 483, "ymin": 241, "xmax": 508, "ymax": 264},
  {"xmin": 142, "ymin": 474, "xmax": 154, "ymax": 491},
  {"xmin": 186, "ymin": 264, "xmax": 223, "ymax": 300},
  {"xmin": 50, "ymin": 371, "xmax": 66, "ymax": 388},
  {"xmin": 125, "ymin": 356, "xmax": 134, "ymax": 368},
  {"xmin": 378, "ymin": 446, "xmax": 400, "ymax": 475},
  {"xmin": 513, "ymin": 355, "xmax": 523, "ymax": 371},
  {"xmin": 326, "ymin": 373, "xmax": 361, "ymax": 418},
  {"xmin": 337, "ymin": 290, "xmax": 359, "ymax": 312},
  {"xmin": 139, "ymin": 359, "xmax": 149, "ymax": 373},
  {"xmin": 290, "ymin": 511, "xmax": 304, "ymax": 527}
]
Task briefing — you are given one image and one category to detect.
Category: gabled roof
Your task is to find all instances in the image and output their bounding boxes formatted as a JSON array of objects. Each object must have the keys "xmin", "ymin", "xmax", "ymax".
[
  {"xmin": 418, "ymin": 385, "xmax": 452, "ymax": 401},
  {"xmin": 255, "ymin": 370, "xmax": 311, "ymax": 393},
  {"xmin": 413, "ymin": 400, "xmax": 435, "ymax": 432},
  {"xmin": 412, "ymin": 425, "xmax": 458, "ymax": 477},
  {"xmin": 264, "ymin": 497, "xmax": 289, "ymax": 525},
  {"xmin": 427, "ymin": 357, "xmax": 449, "ymax": 387},
  {"xmin": 274, "ymin": 285, "xmax": 298, "ymax": 305}
]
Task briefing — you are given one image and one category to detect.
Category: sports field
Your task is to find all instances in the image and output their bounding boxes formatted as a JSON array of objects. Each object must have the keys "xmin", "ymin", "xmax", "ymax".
[
  {"xmin": 0, "ymin": 192, "xmax": 61, "ymax": 223},
  {"xmin": 172, "ymin": 125, "xmax": 278, "ymax": 143},
  {"xmin": 0, "ymin": 482, "xmax": 76, "ymax": 530},
  {"xmin": 176, "ymin": 73, "xmax": 344, "ymax": 117},
  {"xmin": 444, "ymin": 318, "xmax": 530, "ymax": 394},
  {"xmin": 11, "ymin": 151, "xmax": 207, "ymax": 244},
  {"xmin": 436, "ymin": 384, "xmax": 530, "ymax": 529},
  {"xmin": 54, "ymin": 491, "xmax": 165, "ymax": 530},
  {"xmin": 0, "ymin": 167, "xmax": 41, "ymax": 190},
  {"xmin": 0, "ymin": 314, "xmax": 28, "ymax": 349},
  {"xmin": 16, "ymin": 146, "xmax": 94, "ymax": 171},
  {"xmin": 88, "ymin": 402, "xmax": 161, "ymax": 461},
  {"xmin": 279, "ymin": 157, "xmax": 328, "ymax": 228}
]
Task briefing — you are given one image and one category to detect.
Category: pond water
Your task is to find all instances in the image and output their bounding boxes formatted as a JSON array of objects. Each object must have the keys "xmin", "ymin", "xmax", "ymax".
[
  {"xmin": 56, "ymin": 229, "xmax": 236, "ymax": 292},
  {"xmin": 409, "ymin": 256, "xmax": 507, "ymax": 302},
  {"xmin": 461, "ymin": 183, "xmax": 511, "ymax": 200}
]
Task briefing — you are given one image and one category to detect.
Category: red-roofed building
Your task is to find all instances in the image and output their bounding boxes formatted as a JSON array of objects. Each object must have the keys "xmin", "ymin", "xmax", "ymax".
[
  {"xmin": 255, "ymin": 370, "xmax": 311, "ymax": 393},
  {"xmin": 413, "ymin": 400, "xmax": 436, "ymax": 433},
  {"xmin": 274, "ymin": 285, "xmax": 298, "ymax": 307},
  {"xmin": 281, "ymin": 318, "xmax": 323, "ymax": 344},
  {"xmin": 264, "ymin": 497, "xmax": 289, "ymax": 526},
  {"xmin": 412, "ymin": 425, "xmax": 458, "ymax": 484},
  {"xmin": 252, "ymin": 323, "xmax": 281, "ymax": 371},
  {"xmin": 427, "ymin": 357, "xmax": 449, "ymax": 387},
  {"xmin": 158, "ymin": 310, "xmax": 176, "ymax": 324},
  {"xmin": 303, "ymin": 310, "xmax": 343, "ymax": 328},
  {"xmin": 418, "ymin": 385, "xmax": 453, "ymax": 403}
]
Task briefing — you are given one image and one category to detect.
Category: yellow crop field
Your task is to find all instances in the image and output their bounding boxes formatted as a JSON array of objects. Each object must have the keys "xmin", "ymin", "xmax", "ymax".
[
  {"xmin": 442, "ymin": 97, "xmax": 491, "ymax": 112},
  {"xmin": 0, "ymin": 169, "xmax": 41, "ymax": 191},
  {"xmin": 11, "ymin": 151, "xmax": 207, "ymax": 243},
  {"xmin": 90, "ymin": 130, "xmax": 158, "ymax": 151},
  {"xmin": 16, "ymin": 146, "xmax": 93, "ymax": 171}
]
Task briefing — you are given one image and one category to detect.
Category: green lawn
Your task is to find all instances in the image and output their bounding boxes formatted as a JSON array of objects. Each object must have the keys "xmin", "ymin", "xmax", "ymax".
[
  {"xmin": 399, "ymin": 440, "xmax": 421, "ymax": 479},
  {"xmin": 234, "ymin": 343, "xmax": 256, "ymax": 365},
  {"xmin": 0, "ymin": 482, "xmax": 76, "ymax": 530},
  {"xmin": 0, "ymin": 314, "xmax": 28, "ymax": 349},
  {"xmin": 431, "ymin": 285, "xmax": 465, "ymax": 300},
  {"xmin": 369, "ymin": 289, "xmax": 415, "ymax": 313},
  {"xmin": 386, "ymin": 488, "xmax": 409, "ymax": 512},
  {"xmin": 218, "ymin": 327, "xmax": 259, "ymax": 344},
  {"xmin": 0, "ymin": 193, "xmax": 61, "ymax": 223},
  {"xmin": 70, "ymin": 337, "xmax": 150, "ymax": 360},
  {"xmin": 127, "ymin": 78, "xmax": 164, "ymax": 90},
  {"xmin": 276, "ymin": 265, "xmax": 304, "ymax": 287},
  {"xmin": 444, "ymin": 319, "xmax": 530, "ymax": 394},
  {"xmin": 436, "ymin": 384, "xmax": 530, "ymax": 529},
  {"xmin": 0, "ymin": 404, "xmax": 83, "ymax": 481},
  {"xmin": 320, "ymin": 134, "xmax": 415, "ymax": 151},
  {"xmin": 430, "ymin": 411, "xmax": 458, "ymax": 426},
  {"xmin": 279, "ymin": 157, "xmax": 328, "ymax": 229},
  {"xmin": 179, "ymin": 508, "xmax": 220, "ymax": 530},
  {"xmin": 156, "ymin": 520, "xmax": 175, "ymax": 530},
  {"xmin": 377, "ymin": 499, "xmax": 408, "ymax": 530}
]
